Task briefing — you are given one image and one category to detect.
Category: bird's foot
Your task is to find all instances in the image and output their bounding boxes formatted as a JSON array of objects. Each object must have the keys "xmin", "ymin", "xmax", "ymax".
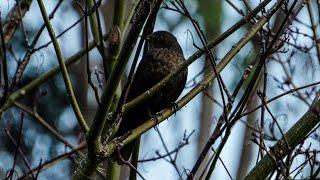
[
  {"xmin": 151, "ymin": 112, "xmax": 161, "ymax": 126},
  {"xmin": 169, "ymin": 102, "xmax": 179, "ymax": 116}
]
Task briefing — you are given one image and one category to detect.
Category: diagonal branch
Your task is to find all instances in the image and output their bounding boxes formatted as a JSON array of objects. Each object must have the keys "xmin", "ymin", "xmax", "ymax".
[
  {"xmin": 244, "ymin": 97, "xmax": 320, "ymax": 180},
  {"xmin": 0, "ymin": 33, "xmax": 109, "ymax": 115},
  {"xmin": 3, "ymin": 0, "xmax": 33, "ymax": 44},
  {"xmin": 122, "ymin": 0, "xmax": 274, "ymax": 114}
]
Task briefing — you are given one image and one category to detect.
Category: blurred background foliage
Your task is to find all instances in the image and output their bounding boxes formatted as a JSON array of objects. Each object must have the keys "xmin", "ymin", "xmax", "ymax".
[{"xmin": 0, "ymin": 0, "xmax": 319, "ymax": 179}]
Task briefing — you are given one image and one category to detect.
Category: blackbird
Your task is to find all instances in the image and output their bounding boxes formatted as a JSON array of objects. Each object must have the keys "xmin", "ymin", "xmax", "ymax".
[{"xmin": 115, "ymin": 30, "xmax": 188, "ymax": 162}]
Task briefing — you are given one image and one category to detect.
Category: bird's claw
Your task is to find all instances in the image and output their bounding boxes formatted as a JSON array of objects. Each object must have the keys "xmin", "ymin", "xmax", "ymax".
[
  {"xmin": 169, "ymin": 102, "xmax": 179, "ymax": 116},
  {"xmin": 151, "ymin": 112, "xmax": 161, "ymax": 125}
]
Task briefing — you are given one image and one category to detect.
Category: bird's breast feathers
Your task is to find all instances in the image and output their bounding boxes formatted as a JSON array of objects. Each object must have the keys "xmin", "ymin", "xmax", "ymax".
[{"xmin": 148, "ymin": 48, "xmax": 185, "ymax": 74}]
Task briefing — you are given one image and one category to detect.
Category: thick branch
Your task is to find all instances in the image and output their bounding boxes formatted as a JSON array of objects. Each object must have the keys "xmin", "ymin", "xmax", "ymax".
[
  {"xmin": 244, "ymin": 98, "xmax": 320, "ymax": 180},
  {"xmin": 73, "ymin": 1, "xmax": 153, "ymax": 179}
]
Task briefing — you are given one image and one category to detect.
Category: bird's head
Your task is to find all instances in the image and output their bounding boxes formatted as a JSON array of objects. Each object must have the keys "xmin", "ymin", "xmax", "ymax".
[{"xmin": 145, "ymin": 31, "xmax": 183, "ymax": 53}]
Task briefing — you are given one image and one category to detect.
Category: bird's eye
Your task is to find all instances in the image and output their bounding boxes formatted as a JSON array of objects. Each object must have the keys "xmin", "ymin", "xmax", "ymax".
[{"xmin": 157, "ymin": 35, "xmax": 163, "ymax": 41}]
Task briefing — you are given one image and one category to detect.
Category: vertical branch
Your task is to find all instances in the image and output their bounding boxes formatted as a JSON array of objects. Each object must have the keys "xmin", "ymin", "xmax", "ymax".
[
  {"xmin": 307, "ymin": 0, "xmax": 320, "ymax": 64},
  {"xmin": 113, "ymin": 0, "xmax": 125, "ymax": 30},
  {"xmin": 105, "ymin": 0, "xmax": 125, "ymax": 76},
  {"xmin": 104, "ymin": 1, "xmax": 126, "ymax": 178},
  {"xmin": 74, "ymin": 1, "xmax": 153, "ymax": 179},
  {"xmin": 0, "ymin": 15, "xmax": 9, "ymax": 105},
  {"xmin": 196, "ymin": 0, "xmax": 222, "ymax": 177},
  {"xmin": 91, "ymin": 0, "xmax": 109, "ymax": 82},
  {"xmin": 86, "ymin": 0, "xmax": 100, "ymax": 45},
  {"xmin": 37, "ymin": 0, "xmax": 89, "ymax": 132},
  {"xmin": 129, "ymin": 139, "xmax": 140, "ymax": 180},
  {"xmin": 88, "ymin": 0, "xmax": 152, "ymax": 151}
]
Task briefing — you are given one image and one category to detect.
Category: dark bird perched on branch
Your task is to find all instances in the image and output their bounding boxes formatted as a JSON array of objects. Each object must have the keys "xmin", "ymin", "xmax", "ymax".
[{"xmin": 115, "ymin": 30, "xmax": 188, "ymax": 162}]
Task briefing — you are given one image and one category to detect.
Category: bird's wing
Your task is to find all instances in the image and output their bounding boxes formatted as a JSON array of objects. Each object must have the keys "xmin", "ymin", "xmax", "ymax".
[{"xmin": 126, "ymin": 52, "xmax": 158, "ymax": 102}]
